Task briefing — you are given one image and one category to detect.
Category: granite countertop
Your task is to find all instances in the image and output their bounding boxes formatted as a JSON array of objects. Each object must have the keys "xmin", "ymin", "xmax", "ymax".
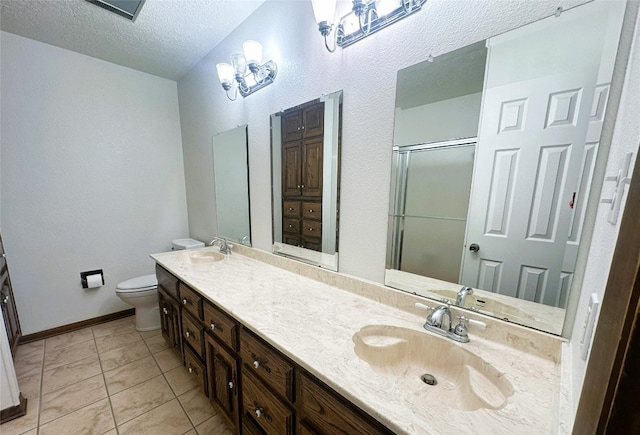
[{"xmin": 152, "ymin": 246, "xmax": 562, "ymax": 434}]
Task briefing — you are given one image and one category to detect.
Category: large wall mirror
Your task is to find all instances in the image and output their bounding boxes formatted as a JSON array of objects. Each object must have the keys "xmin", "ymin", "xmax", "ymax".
[
  {"xmin": 271, "ymin": 90, "xmax": 343, "ymax": 270},
  {"xmin": 385, "ymin": 1, "xmax": 625, "ymax": 335},
  {"xmin": 213, "ymin": 125, "xmax": 251, "ymax": 245}
]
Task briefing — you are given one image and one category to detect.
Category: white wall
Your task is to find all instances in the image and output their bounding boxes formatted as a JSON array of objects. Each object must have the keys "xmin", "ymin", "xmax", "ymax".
[
  {"xmin": 568, "ymin": 1, "xmax": 640, "ymax": 421},
  {"xmin": 0, "ymin": 32, "xmax": 189, "ymax": 334},
  {"xmin": 394, "ymin": 92, "xmax": 482, "ymax": 146},
  {"xmin": 178, "ymin": 0, "xmax": 592, "ymax": 282}
]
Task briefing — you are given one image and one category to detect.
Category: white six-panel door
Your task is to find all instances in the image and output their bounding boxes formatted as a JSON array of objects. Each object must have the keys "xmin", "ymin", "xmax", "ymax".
[{"xmin": 461, "ymin": 70, "xmax": 598, "ymax": 306}]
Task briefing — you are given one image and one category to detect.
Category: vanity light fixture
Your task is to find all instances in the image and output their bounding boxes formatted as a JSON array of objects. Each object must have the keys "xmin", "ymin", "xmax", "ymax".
[
  {"xmin": 311, "ymin": 0, "xmax": 427, "ymax": 52},
  {"xmin": 216, "ymin": 40, "xmax": 277, "ymax": 100}
]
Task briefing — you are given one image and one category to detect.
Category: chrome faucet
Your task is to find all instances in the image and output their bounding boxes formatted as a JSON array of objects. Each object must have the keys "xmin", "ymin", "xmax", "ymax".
[
  {"xmin": 210, "ymin": 237, "xmax": 231, "ymax": 255},
  {"xmin": 456, "ymin": 286, "xmax": 474, "ymax": 307},
  {"xmin": 417, "ymin": 302, "xmax": 470, "ymax": 343}
]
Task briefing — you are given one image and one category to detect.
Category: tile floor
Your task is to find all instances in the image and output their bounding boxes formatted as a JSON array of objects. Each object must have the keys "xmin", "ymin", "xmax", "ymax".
[{"xmin": 1, "ymin": 316, "xmax": 233, "ymax": 435}]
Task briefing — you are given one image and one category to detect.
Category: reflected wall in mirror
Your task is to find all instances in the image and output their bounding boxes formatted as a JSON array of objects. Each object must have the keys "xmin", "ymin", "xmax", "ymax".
[
  {"xmin": 271, "ymin": 90, "xmax": 342, "ymax": 270},
  {"xmin": 385, "ymin": 1, "xmax": 625, "ymax": 335},
  {"xmin": 213, "ymin": 125, "xmax": 251, "ymax": 245}
]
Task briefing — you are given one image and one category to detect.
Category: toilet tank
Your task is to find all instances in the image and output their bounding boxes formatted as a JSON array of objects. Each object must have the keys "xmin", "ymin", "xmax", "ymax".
[{"xmin": 171, "ymin": 238, "xmax": 205, "ymax": 250}]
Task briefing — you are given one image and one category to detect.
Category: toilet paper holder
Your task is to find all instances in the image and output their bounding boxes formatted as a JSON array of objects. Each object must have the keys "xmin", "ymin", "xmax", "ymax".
[{"xmin": 81, "ymin": 269, "xmax": 104, "ymax": 288}]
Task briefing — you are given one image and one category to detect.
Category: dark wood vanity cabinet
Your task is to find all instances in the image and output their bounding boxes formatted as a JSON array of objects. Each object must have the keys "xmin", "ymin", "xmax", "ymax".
[
  {"xmin": 157, "ymin": 265, "xmax": 182, "ymax": 360},
  {"xmin": 281, "ymin": 102, "xmax": 324, "ymax": 142},
  {"xmin": 0, "ymin": 234, "xmax": 21, "ymax": 357},
  {"xmin": 155, "ymin": 266, "xmax": 394, "ymax": 435}
]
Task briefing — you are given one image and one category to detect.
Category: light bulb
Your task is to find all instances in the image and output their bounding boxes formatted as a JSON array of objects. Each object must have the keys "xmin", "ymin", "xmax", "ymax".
[
  {"xmin": 216, "ymin": 63, "xmax": 234, "ymax": 90},
  {"xmin": 243, "ymin": 40, "xmax": 263, "ymax": 73}
]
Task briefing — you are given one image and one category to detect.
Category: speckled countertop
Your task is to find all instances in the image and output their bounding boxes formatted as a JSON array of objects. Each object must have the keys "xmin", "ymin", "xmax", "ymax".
[{"xmin": 151, "ymin": 246, "xmax": 563, "ymax": 434}]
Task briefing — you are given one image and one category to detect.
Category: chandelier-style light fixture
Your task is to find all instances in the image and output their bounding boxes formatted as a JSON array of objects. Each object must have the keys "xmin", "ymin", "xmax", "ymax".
[
  {"xmin": 216, "ymin": 40, "xmax": 277, "ymax": 100},
  {"xmin": 311, "ymin": 0, "xmax": 427, "ymax": 52}
]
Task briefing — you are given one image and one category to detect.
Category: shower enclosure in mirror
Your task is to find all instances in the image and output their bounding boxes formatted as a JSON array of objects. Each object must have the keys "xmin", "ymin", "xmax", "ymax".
[
  {"xmin": 271, "ymin": 91, "xmax": 342, "ymax": 270},
  {"xmin": 386, "ymin": 0, "xmax": 625, "ymax": 334},
  {"xmin": 213, "ymin": 125, "xmax": 251, "ymax": 245}
]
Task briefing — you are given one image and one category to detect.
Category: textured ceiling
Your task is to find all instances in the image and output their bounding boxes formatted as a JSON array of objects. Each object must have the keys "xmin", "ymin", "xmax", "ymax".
[{"xmin": 0, "ymin": 0, "xmax": 266, "ymax": 80}]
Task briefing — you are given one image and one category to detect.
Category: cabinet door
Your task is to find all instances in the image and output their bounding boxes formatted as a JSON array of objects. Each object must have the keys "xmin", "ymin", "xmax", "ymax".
[
  {"xmin": 299, "ymin": 373, "xmax": 393, "ymax": 435},
  {"xmin": 282, "ymin": 110, "xmax": 303, "ymax": 142},
  {"xmin": 302, "ymin": 138, "xmax": 323, "ymax": 197},
  {"xmin": 158, "ymin": 289, "xmax": 182, "ymax": 359},
  {"xmin": 1, "ymin": 279, "xmax": 21, "ymax": 355},
  {"xmin": 206, "ymin": 334, "xmax": 239, "ymax": 431},
  {"xmin": 282, "ymin": 142, "xmax": 302, "ymax": 196},
  {"xmin": 302, "ymin": 103, "xmax": 324, "ymax": 138}
]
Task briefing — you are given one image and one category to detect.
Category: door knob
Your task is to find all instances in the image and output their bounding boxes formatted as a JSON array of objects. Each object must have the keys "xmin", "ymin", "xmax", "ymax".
[{"xmin": 469, "ymin": 243, "xmax": 480, "ymax": 253}]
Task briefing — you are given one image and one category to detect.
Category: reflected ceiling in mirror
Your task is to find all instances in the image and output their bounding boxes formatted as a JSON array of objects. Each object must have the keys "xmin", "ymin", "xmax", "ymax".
[
  {"xmin": 271, "ymin": 91, "xmax": 343, "ymax": 270},
  {"xmin": 213, "ymin": 125, "xmax": 251, "ymax": 245},
  {"xmin": 385, "ymin": 1, "xmax": 626, "ymax": 335}
]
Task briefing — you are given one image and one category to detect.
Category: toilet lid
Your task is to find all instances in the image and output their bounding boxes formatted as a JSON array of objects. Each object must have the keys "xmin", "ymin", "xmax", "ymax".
[{"xmin": 116, "ymin": 274, "xmax": 158, "ymax": 292}]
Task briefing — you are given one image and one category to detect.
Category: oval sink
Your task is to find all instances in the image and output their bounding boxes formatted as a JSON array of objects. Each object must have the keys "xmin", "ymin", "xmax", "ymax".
[
  {"xmin": 352, "ymin": 325, "xmax": 513, "ymax": 411},
  {"xmin": 180, "ymin": 250, "xmax": 225, "ymax": 264}
]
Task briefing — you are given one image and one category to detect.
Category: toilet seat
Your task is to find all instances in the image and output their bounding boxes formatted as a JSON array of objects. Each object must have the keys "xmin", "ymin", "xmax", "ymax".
[{"xmin": 116, "ymin": 274, "xmax": 158, "ymax": 293}]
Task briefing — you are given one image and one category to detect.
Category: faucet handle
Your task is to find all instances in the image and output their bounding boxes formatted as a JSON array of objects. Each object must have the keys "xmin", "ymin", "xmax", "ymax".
[
  {"xmin": 414, "ymin": 302, "xmax": 434, "ymax": 312},
  {"xmin": 454, "ymin": 316, "xmax": 469, "ymax": 338}
]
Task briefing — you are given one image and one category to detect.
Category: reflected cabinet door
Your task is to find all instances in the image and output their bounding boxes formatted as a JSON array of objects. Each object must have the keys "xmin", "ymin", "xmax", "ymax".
[{"xmin": 282, "ymin": 141, "xmax": 302, "ymax": 196}]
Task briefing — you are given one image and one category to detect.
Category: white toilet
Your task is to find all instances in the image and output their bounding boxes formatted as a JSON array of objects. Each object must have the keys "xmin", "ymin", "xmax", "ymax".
[{"xmin": 115, "ymin": 238, "xmax": 205, "ymax": 331}]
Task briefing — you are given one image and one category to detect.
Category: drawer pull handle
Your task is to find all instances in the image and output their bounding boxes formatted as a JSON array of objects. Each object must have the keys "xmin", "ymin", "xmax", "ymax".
[
  {"xmin": 253, "ymin": 360, "xmax": 260, "ymax": 369},
  {"xmin": 162, "ymin": 308, "xmax": 169, "ymax": 315},
  {"xmin": 228, "ymin": 381, "xmax": 234, "ymax": 389},
  {"xmin": 288, "ymin": 207, "xmax": 294, "ymax": 211},
  {"xmin": 308, "ymin": 209, "xmax": 314, "ymax": 212},
  {"xmin": 1, "ymin": 296, "xmax": 8, "ymax": 305},
  {"xmin": 182, "ymin": 298, "xmax": 190, "ymax": 305},
  {"xmin": 308, "ymin": 228, "xmax": 314, "ymax": 231},
  {"xmin": 301, "ymin": 184, "xmax": 305, "ymax": 188},
  {"xmin": 185, "ymin": 330, "xmax": 193, "ymax": 338},
  {"xmin": 288, "ymin": 224, "xmax": 293, "ymax": 228},
  {"xmin": 188, "ymin": 365, "xmax": 196, "ymax": 374},
  {"xmin": 210, "ymin": 323, "xmax": 216, "ymax": 330},
  {"xmin": 255, "ymin": 408, "xmax": 263, "ymax": 418}
]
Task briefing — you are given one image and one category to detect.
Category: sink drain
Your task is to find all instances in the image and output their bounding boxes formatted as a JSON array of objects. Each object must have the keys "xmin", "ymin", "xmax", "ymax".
[{"xmin": 421, "ymin": 374, "xmax": 437, "ymax": 386}]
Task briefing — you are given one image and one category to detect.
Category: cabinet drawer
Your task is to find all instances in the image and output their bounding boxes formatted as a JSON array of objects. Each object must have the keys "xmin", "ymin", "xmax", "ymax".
[
  {"xmin": 156, "ymin": 264, "xmax": 178, "ymax": 300},
  {"xmin": 242, "ymin": 369, "xmax": 294, "ymax": 435},
  {"xmin": 204, "ymin": 302, "xmax": 238, "ymax": 352},
  {"xmin": 184, "ymin": 345, "xmax": 207, "ymax": 397},
  {"xmin": 302, "ymin": 220, "xmax": 322, "ymax": 238},
  {"xmin": 302, "ymin": 202, "xmax": 321, "ymax": 220},
  {"xmin": 283, "ymin": 201, "xmax": 301, "ymax": 218},
  {"xmin": 240, "ymin": 329, "xmax": 295, "ymax": 402},
  {"xmin": 283, "ymin": 218, "xmax": 300, "ymax": 234},
  {"xmin": 182, "ymin": 311, "xmax": 204, "ymax": 358},
  {"xmin": 179, "ymin": 282, "xmax": 203, "ymax": 320},
  {"xmin": 299, "ymin": 373, "xmax": 392, "ymax": 435}
]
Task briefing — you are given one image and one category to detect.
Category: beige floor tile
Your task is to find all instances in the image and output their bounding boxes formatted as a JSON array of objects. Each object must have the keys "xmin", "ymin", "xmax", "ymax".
[
  {"xmin": 43, "ymin": 339, "xmax": 98, "ymax": 371},
  {"xmin": 99, "ymin": 340, "xmax": 151, "ymax": 372},
  {"xmin": 178, "ymin": 387, "xmax": 215, "ymax": 427},
  {"xmin": 44, "ymin": 328, "xmax": 94, "ymax": 352},
  {"xmin": 38, "ymin": 398, "xmax": 115, "ymax": 435},
  {"xmin": 0, "ymin": 396, "xmax": 39, "ymax": 435},
  {"xmin": 153, "ymin": 348, "xmax": 183, "ymax": 372},
  {"xmin": 92, "ymin": 317, "xmax": 136, "ymax": 338},
  {"xmin": 143, "ymin": 332, "xmax": 170, "ymax": 354},
  {"xmin": 14, "ymin": 340, "xmax": 44, "ymax": 363},
  {"xmin": 110, "ymin": 375, "xmax": 175, "ymax": 425},
  {"xmin": 164, "ymin": 366, "xmax": 199, "ymax": 397},
  {"xmin": 95, "ymin": 330, "xmax": 142, "ymax": 355},
  {"xmin": 39, "ymin": 374, "xmax": 107, "ymax": 425},
  {"xmin": 41, "ymin": 354, "xmax": 102, "ymax": 394},
  {"xmin": 14, "ymin": 351, "xmax": 44, "ymax": 379},
  {"xmin": 195, "ymin": 414, "xmax": 233, "ymax": 435},
  {"xmin": 101, "ymin": 430, "xmax": 118, "ymax": 435},
  {"xmin": 16, "ymin": 370, "xmax": 42, "ymax": 400},
  {"xmin": 139, "ymin": 328, "xmax": 161, "ymax": 340},
  {"xmin": 117, "ymin": 398, "xmax": 193, "ymax": 435},
  {"xmin": 184, "ymin": 430, "xmax": 198, "ymax": 435},
  {"xmin": 104, "ymin": 355, "xmax": 161, "ymax": 395}
]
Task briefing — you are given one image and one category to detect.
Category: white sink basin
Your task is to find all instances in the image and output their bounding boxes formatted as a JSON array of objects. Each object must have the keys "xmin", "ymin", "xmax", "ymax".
[
  {"xmin": 352, "ymin": 325, "xmax": 513, "ymax": 411},
  {"xmin": 180, "ymin": 250, "xmax": 225, "ymax": 264}
]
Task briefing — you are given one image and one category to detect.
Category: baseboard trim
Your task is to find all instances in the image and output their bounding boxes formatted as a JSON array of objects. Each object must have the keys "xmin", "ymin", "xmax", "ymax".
[
  {"xmin": 0, "ymin": 393, "xmax": 27, "ymax": 424},
  {"xmin": 19, "ymin": 309, "xmax": 135, "ymax": 344}
]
